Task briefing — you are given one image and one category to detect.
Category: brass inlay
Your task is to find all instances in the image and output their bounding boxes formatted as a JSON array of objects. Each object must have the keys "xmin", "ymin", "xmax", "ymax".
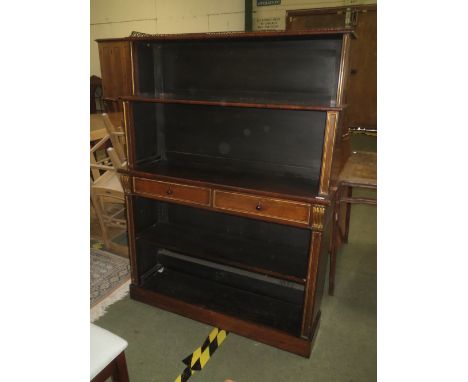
[
  {"xmin": 301, "ymin": 231, "xmax": 321, "ymax": 337},
  {"xmin": 311, "ymin": 205, "xmax": 325, "ymax": 230},
  {"xmin": 336, "ymin": 33, "xmax": 351, "ymax": 105},
  {"xmin": 319, "ymin": 111, "xmax": 338, "ymax": 195},
  {"xmin": 130, "ymin": 42, "xmax": 135, "ymax": 95},
  {"xmin": 120, "ymin": 174, "xmax": 131, "ymax": 194},
  {"xmin": 122, "ymin": 101, "xmax": 131, "ymax": 168}
]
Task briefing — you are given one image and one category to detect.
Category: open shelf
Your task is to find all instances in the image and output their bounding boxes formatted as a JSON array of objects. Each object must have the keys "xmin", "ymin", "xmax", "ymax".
[
  {"xmin": 133, "ymin": 36, "xmax": 343, "ymax": 107},
  {"xmin": 135, "ymin": 156, "xmax": 321, "ymax": 201},
  {"xmin": 133, "ymin": 197, "xmax": 311, "ymax": 281},
  {"xmin": 139, "ymin": 250, "xmax": 304, "ymax": 336},
  {"xmin": 129, "ymin": 101, "xmax": 327, "ymax": 200},
  {"xmin": 137, "ymin": 221, "xmax": 309, "ymax": 283}
]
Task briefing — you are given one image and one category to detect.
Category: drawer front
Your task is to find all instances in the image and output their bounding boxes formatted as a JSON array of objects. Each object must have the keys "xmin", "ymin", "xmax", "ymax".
[
  {"xmin": 134, "ymin": 178, "xmax": 211, "ymax": 206},
  {"xmin": 213, "ymin": 190, "xmax": 311, "ymax": 225}
]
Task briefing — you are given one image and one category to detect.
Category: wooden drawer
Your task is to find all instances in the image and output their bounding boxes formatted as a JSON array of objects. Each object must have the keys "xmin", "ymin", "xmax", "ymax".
[
  {"xmin": 213, "ymin": 190, "xmax": 311, "ymax": 225},
  {"xmin": 134, "ymin": 178, "xmax": 211, "ymax": 206}
]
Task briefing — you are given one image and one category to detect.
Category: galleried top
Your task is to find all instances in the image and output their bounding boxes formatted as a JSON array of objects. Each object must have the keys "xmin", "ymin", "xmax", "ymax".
[{"xmin": 96, "ymin": 27, "xmax": 355, "ymax": 43}]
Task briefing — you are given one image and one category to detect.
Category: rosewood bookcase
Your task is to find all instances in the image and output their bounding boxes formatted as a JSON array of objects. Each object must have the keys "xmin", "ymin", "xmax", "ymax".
[{"xmin": 97, "ymin": 28, "xmax": 353, "ymax": 357}]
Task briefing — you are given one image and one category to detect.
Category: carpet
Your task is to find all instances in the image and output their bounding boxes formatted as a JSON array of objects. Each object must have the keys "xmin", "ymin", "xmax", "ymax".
[{"xmin": 90, "ymin": 243, "xmax": 131, "ymax": 321}]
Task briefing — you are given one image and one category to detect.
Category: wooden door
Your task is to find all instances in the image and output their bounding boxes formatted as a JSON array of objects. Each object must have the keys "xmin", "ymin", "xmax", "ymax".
[
  {"xmin": 98, "ymin": 41, "xmax": 133, "ymax": 111},
  {"xmin": 287, "ymin": 5, "xmax": 377, "ymax": 131}
]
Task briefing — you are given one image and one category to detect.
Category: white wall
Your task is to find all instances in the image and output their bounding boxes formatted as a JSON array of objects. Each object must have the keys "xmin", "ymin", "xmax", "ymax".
[
  {"xmin": 90, "ymin": 0, "xmax": 376, "ymax": 76},
  {"xmin": 90, "ymin": 0, "xmax": 245, "ymax": 76}
]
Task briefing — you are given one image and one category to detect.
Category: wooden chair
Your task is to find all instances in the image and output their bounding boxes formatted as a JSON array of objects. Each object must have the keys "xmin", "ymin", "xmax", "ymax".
[
  {"xmin": 329, "ymin": 151, "xmax": 377, "ymax": 295},
  {"xmin": 90, "ymin": 324, "xmax": 130, "ymax": 382},
  {"xmin": 90, "ymin": 114, "xmax": 128, "ymax": 257},
  {"xmin": 102, "ymin": 113, "xmax": 126, "ymax": 166}
]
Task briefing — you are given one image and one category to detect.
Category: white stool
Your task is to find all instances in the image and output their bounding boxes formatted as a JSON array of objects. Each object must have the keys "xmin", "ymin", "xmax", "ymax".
[{"xmin": 91, "ymin": 324, "xmax": 130, "ymax": 382}]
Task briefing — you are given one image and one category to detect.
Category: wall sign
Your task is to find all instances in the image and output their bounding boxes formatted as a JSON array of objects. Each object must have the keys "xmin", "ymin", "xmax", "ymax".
[
  {"xmin": 257, "ymin": 0, "xmax": 281, "ymax": 6},
  {"xmin": 255, "ymin": 16, "xmax": 282, "ymax": 30}
]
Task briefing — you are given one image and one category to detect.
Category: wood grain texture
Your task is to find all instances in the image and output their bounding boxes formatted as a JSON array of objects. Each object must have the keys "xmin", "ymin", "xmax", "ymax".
[
  {"xmin": 213, "ymin": 190, "xmax": 311, "ymax": 226},
  {"xmin": 130, "ymin": 284, "xmax": 313, "ymax": 357},
  {"xmin": 120, "ymin": 94, "xmax": 345, "ymax": 111},
  {"xmin": 319, "ymin": 111, "xmax": 339, "ymax": 196},
  {"xmin": 125, "ymin": 194, "xmax": 139, "ymax": 285},
  {"xmin": 301, "ymin": 231, "xmax": 322, "ymax": 337},
  {"xmin": 98, "ymin": 41, "xmax": 132, "ymax": 111},
  {"xmin": 125, "ymin": 171, "xmax": 329, "ymax": 229},
  {"xmin": 122, "ymin": 101, "xmax": 135, "ymax": 170},
  {"xmin": 96, "ymin": 28, "xmax": 355, "ymax": 43},
  {"xmin": 134, "ymin": 177, "xmax": 211, "ymax": 207},
  {"xmin": 285, "ymin": 6, "xmax": 376, "ymax": 131},
  {"xmin": 339, "ymin": 151, "xmax": 377, "ymax": 187},
  {"xmin": 108, "ymin": 28, "xmax": 354, "ymax": 356},
  {"xmin": 346, "ymin": 7, "xmax": 377, "ymax": 130},
  {"xmin": 121, "ymin": 167, "xmax": 328, "ymax": 205}
]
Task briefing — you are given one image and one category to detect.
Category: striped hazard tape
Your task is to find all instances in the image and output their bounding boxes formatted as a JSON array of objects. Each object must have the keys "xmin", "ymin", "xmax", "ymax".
[{"xmin": 174, "ymin": 327, "xmax": 228, "ymax": 382}]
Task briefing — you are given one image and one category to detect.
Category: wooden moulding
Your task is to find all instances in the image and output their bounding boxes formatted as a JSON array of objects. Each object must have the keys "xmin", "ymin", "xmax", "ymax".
[
  {"xmin": 127, "ymin": 176, "xmax": 329, "ymax": 230},
  {"xmin": 130, "ymin": 284, "xmax": 318, "ymax": 357},
  {"xmin": 120, "ymin": 95, "xmax": 345, "ymax": 112},
  {"xmin": 300, "ymin": 231, "xmax": 323, "ymax": 337},
  {"xmin": 125, "ymin": 194, "xmax": 139, "ymax": 285},
  {"xmin": 336, "ymin": 33, "xmax": 351, "ymax": 106},
  {"xmin": 311, "ymin": 205, "xmax": 326, "ymax": 231},
  {"xmin": 129, "ymin": 41, "xmax": 137, "ymax": 96},
  {"xmin": 319, "ymin": 111, "xmax": 339, "ymax": 196},
  {"xmin": 330, "ymin": 32, "xmax": 353, "ymax": 190},
  {"xmin": 122, "ymin": 101, "xmax": 135, "ymax": 170},
  {"xmin": 96, "ymin": 28, "xmax": 355, "ymax": 43},
  {"xmin": 125, "ymin": 167, "xmax": 329, "ymax": 206}
]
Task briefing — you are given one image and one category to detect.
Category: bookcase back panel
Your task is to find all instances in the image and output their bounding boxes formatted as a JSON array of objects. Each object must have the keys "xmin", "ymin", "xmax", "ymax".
[
  {"xmin": 134, "ymin": 37, "xmax": 342, "ymax": 104},
  {"xmin": 131, "ymin": 102, "xmax": 326, "ymax": 183},
  {"xmin": 133, "ymin": 197, "xmax": 311, "ymax": 280},
  {"xmin": 142, "ymin": 249, "xmax": 304, "ymax": 335},
  {"xmin": 132, "ymin": 101, "xmax": 159, "ymax": 163}
]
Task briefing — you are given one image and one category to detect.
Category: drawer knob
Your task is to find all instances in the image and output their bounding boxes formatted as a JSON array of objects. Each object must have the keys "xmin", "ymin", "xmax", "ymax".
[
  {"xmin": 166, "ymin": 188, "xmax": 173, "ymax": 195},
  {"xmin": 256, "ymin": 202, "xmax": 262, "ymax": 211}
]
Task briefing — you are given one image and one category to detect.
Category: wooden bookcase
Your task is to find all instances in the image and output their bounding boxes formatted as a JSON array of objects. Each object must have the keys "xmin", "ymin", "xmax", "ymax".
[{"xmin": 98, "ymin": 28, "xmax": 353, "ymax": 357}]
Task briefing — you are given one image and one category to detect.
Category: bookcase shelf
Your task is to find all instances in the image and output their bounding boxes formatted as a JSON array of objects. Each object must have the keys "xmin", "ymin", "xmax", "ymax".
[
  {"xmin": 136, "ymin": 217, "xmax": 310, "ymax": 283},
  {"xmin": 122, "ymin": 93, "xmax": 345, "ymax": 112},
  {"xmin": 133, "ymin": 158, "xmax": 321, "ymax": 202},
  {"xmin": 140, "ymin": 252, "xmax": 304, "ymax": 336}
]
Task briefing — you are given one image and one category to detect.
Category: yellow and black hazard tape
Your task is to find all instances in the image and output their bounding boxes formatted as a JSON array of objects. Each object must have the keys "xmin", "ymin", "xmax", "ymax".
[{"xmin": 174, "ymin": 327, "xmax": 228, "ymax": 382}]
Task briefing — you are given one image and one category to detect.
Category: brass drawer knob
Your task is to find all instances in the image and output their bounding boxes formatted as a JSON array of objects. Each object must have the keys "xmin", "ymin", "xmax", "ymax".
[
  {"xmin": 256, "ymin": 202, "xmax": 262, "ymax": 211},
  {"xmin": 166, "ymin": 188, "xmax": 173, "ymax": 195}
]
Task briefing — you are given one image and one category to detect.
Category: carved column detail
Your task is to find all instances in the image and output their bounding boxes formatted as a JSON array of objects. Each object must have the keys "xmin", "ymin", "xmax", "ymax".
[
  {"xmin": 120, "ymin": 174, "xmax": 132, "ymax": 195},
  {"xmin": 311, "ymin": 205, "xmax": 326, "ymax": 230}
]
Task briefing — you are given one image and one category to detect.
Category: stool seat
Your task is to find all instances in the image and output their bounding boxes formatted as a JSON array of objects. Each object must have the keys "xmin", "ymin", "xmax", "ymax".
[
  {"xmin": 329, "ymin": 150, "xmax": 377, "ymax": 295},
  {"xmin": 90, "ymin": 324, "xmax": 128, "ymax": 380},
  {"xmin": 339, "ymin": 151, "xmax": 377, "ymax": 187}
]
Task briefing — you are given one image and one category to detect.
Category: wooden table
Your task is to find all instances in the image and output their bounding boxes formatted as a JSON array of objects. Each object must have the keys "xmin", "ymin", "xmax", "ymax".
[{"xmin": 90, "ymin": 112, "xmax": 124, "ymax": 142}]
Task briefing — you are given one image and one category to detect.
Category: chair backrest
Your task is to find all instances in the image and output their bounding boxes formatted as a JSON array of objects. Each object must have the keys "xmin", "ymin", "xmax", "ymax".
[
  {"xmin": 102, "ymin": 113, "xmax": 126, "ymax": 165},
  {"xmin": 90, "ymin": 133, "xmax": 113, "ymax": 184},
  {"xmin": 107, "ymin": 147, "xmax": 126, "ymax": 170}
]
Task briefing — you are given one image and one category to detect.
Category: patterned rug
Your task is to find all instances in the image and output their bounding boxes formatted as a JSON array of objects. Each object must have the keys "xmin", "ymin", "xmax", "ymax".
[{"xmin": 91, "ymin": 243, "xmax": 131, "ymax": 320}]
